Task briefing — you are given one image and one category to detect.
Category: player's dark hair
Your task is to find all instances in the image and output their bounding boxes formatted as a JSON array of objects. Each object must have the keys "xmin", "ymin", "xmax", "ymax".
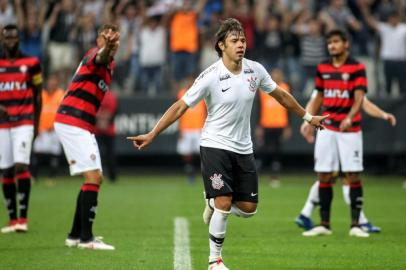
[
  {"xmin": 2, "ymin": 24, "xmax": 19, "ymax": 35},
  {"xmin": 215, "ymin": 18, "xmax": 244, "ymax": 57},
  {"xmin": 326, "ymin": 29, "xmax": 348, "ymax": 42},
  {"xmin": 98, "ymin": 24, "xmax": 119, "ymax": 35}
]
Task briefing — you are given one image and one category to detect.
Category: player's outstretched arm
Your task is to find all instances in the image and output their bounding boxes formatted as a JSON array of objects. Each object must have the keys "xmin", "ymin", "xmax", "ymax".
[
  {"xmin": 269, "ymin": 86, "xmax": 328, "ymax": 130},
  {"xmin": 127, "ymin": 99, "xmax": 189, "ymax": 150},
  {"xmin": 95, "ymin": 29, "xmax": 120, "ymax": 65},
  {"xmin": 362, "ymin": 97, "xmax": 397, "ymax": 126}
]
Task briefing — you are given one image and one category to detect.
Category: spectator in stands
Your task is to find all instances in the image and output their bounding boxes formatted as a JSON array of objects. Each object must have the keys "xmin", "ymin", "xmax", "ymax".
[
  {"xmin": 15, "ymin": 0, "xmax": 46, "ymax": 61},
  {"xmin": 319, "ymin": 0, "xmax": 362, "ymax": 32},
  {"xmin": 169, "ymin": 0, "xmax": 207, "ymax": 92},
  {"xmin": 0, "ymin": 0, "xmax": 16, "ymax": 27},
  {"xmin": 47, "ymin": 0, "xmax": 77, "ymax": 88},
  {"xmin": 32, "ymin": 73, "xmax": 65, "ymax": 181},
  {"xmin": 292, "ymin": 16, "xmax": 326, "ymax": 95},
  {"xmin": 95, "ymin": 90, "xmax": 118, "ymax": 183},
  {"xmin": 74, "ymin": 14, "xmax": 98, "ymax": 60},
  {"xmin": 255, "ymin": 68, "xmax": 291, "ymax": 187},
  {"xmin": 361, "ymin": 6, "xmax": 406, "ymax": 97},
  {"xmin": 138, "ymin": 8, "xmax": 167, "ymax": 97}
]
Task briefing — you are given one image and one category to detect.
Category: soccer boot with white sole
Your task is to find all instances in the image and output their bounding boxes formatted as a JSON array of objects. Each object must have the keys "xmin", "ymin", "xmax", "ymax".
[
  {"xmin": 360, "ymin": 222, "xmax": 381, "ymax": 233},
  {"xmin": 349, "ymin": 227, "xmax": 370, "ymax": 238},
  {"xmin": 203, "ymin": 192, "xmax": 214, "ymax": 225},
  {"xmin": 15, "ymin": 218, "xmax": 28, "ymax": 232},
  {"xmin": 65, "ymin": 237, "xmax": 80, "ymax": 247},
  {"xmin": 1, "ymin": 220, "xmax": 18, "ymax": 234},
  {"xmin": 208, "ymin": 258, "xmax": 229, "ymax": 270},
  {"xmin": 77, "ymin": 236, "xmax": 115, "ymax": 250},
  {"xmin": 302, "ymin": 225, "xmax": 332, "ymax": 237}
]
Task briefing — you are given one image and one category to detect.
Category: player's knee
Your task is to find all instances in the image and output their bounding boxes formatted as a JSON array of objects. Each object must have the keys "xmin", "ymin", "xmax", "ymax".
[
  {"xmin": 319, "ymin": 173, "xmax": 334, "ymax": 182},
  {"xmin": 233, "ymin": 202, "xmax": 257, "ymax": 218},
  {"xmin": 14, "ymin": 164, "xmax": 28, "ymax": 174},
  {"xmin": 83, "ymin": 170, "xmax": 103, "ymax": 185},
  {"xmin": 346, "ymin": 172, "xmax": 361, "ymax": 183},
  {"xmin": 214, "ymin": 196, "xmax": 232, "ymax": 212}
]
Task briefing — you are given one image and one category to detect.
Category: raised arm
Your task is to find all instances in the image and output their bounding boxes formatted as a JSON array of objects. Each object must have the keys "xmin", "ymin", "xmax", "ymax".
[
  {"xmin": 95, "ymin": 30, "xmax": 120, "ymax": 65},
  {"xmin": 127, "ymin": 99, "xmax": 189, "ymax": 149},
  {"xmin": 362, "ymin": 97, "xmax": 396, "ymax": 126}
]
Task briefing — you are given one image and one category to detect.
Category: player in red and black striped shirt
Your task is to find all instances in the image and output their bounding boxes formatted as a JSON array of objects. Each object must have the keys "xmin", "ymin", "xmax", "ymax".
[
  {"xmin": 54, "ymin": 24, "xmax": 119, "ymax": 250},
  {"xmin": 0, "ymin": 24, "xmax": 42, "ymax": 233},
  {"xmin": 301, "ymin": 29, "xmax": 370, "ymax": 238}
]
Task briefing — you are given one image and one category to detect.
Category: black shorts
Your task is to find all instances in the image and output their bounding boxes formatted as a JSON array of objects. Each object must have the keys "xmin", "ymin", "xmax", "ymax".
[{"xmin": 200, "ymin": 146, "xmax": 258, "ymax": 203}]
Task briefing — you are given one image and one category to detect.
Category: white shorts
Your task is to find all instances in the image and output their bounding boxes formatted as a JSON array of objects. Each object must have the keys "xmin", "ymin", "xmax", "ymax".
[
  {"xmin": 54, "ymin": 123, "xmax": 102, "ymax": 176},
  {"xmin": 314, "ymin": 129, "xmax": 363, "ymax": 173},
  {"xmin": 0, "ymin": 125, "xmax": 34, "ymax": 169},
  {"xmin": 33, "ymin": 130, "xmax": 62, "ymax": 155},
  {"xmin": 177, "ymin": 130, "xmax": 201, "ymax": 155}
]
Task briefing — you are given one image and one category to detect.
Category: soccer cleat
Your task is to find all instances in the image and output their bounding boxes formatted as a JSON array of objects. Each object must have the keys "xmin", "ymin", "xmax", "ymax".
[
  {"xmin": 349, "ymin": 227, "xmax": 370, "ymax": 238},
  {"xmin": 302, "ymin": 225, "xmax": 332, "ymax": 237},
  {"xmin": 1, "ymin": 220, "xmax": 18, "ymax": 234},
  {"xmin": 65, "ymin": 237, "xmax": 80, "ymax": 247},
  {"xmin": 77, "ymin": 236, "xmax": 115, "ymax": 250},
  {"xmin": 15, "ymin": 218, "xmax": 28, "ymax": 232},
  {"xmin": 203, "ymin": 192, "xmax": 214, "ymax": 225},
  {"xmin": 295, "ymin": 214, "xmax": 314, "ymax": 231},
  {"xmin": 208, "ymin": 257, "xmax": 229, "ymax": 270},
  {"xmin": 360, "ymin": 222, "xmax": 381, "ymax": 233}
]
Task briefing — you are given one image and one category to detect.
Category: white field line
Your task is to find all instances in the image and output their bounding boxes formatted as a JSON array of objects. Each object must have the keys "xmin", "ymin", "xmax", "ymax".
[{"xmin": 174, "ymin": 217, "xmax": 193, "ymax": 270}]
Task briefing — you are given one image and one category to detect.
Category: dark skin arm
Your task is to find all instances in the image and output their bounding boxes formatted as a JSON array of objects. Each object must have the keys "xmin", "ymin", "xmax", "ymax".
[{"xmin": 95, "ymin": 30, "xmax": 120, "ymax": 65}]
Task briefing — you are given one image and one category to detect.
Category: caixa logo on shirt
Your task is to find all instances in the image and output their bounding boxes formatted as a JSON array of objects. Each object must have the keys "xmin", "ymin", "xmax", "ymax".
[
  {"xmin": 98, "ymin": 80, "xmax": 108, "ymax": 92},
  {"xmin": 0, "ymin": 81, "xmax": 28, "ymax": 91},
  {"xmin": 324, "ymin": 89, "xmax": 350, "ymax": 99}
]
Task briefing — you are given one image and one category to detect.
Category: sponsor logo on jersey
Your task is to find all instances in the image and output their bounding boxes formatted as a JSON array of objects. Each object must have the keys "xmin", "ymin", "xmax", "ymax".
[
  {"xmin": 0, "ymin": 81, "xmax": 28, "ymax": 91},
  {"xmin": 210, "ymin": 173, "xmax": 224, "ymax": 190},
  {"xmin": 247, "ymin": 76, "xmax": 257, "ymax": 92},
  {"xmin": 244, "ymin": 68, "xmax": 254, "ymax": 74},
  {"xmin": 322, "ymin": 74, "xmax": 331, "ymax": 79},
  {"xmin": 342, "ymin": 72, "xmax": 350, "ymax": 81},
  {"xmin": 20, "ymin": 65, "xmax": 28, "ymax": 73},
  {"xmin": 324, "ymin": 88, "xmax": 350, "ymax": 99},
  {"xmin": 219, "ymin": 74, "xmax": 231, "ymax": 81},
  {"xmin": 98, "ymin": 80, "xmax": 108, "ymax": 92}
]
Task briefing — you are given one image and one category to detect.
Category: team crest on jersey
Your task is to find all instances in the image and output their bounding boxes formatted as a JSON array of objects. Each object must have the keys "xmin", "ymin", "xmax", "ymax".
[
  {"xmin": 210, "ymin": 173, "xmax": 224, "ymax": 190},
  {"xmin": 247, "ymin": 76, "xmax": 257, "ymax": 92},
  {"xmin": 342, "ymin": 73, "xmax": 350, "ymax": 81},
  {"xmin": 19, "ymin": 65, "xmax": 28, "ymax": 73}
]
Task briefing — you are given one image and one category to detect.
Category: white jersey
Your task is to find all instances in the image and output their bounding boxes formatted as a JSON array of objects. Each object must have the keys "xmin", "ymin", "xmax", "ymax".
[{"xmin": 182, "ymin": 58, "xmax": 277, "ymax": 154}]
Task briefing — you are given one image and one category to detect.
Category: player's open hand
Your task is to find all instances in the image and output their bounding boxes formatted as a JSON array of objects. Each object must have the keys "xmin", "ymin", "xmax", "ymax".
[
  {"xmin": 127, "ymin": 133, "xmax": 154, "ymax": 150},
  {"xmin": 383, "ymin": 113, "xmax": 396, "ymax": 126},
  {"xmin": 309, "ymin": 114, "xmax": 329, "ymax": 130},
  {"xmin": 339, "ymin": 117, "xmax": 352, "ymax": 131},
  {"xmin": 300, "ymin": 121, "xmax": 315, "ymax": 144}
]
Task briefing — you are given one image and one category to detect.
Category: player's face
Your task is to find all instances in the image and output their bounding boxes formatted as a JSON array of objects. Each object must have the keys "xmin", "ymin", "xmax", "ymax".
[
  {"xmin": 2, "ymin": 29, "xmax": 19, "ymax": 52},
  {"xmin": 221, "ymin": 31, "xmax": 246, "ymax": 62},
  {"xmin": 327, "ymin": 35, "xmax": 348, "ymax": 57}
]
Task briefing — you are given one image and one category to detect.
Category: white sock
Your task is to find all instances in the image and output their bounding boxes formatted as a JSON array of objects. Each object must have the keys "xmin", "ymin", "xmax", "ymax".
[
  {"xmin": 300, "ymin": 181, "xmax": 319, "ymax": 217},
  {"xmin": 230, "ymin": 204, "xmax": 256, "ymax": 218},
  {"xmin": 208, "ymin": 208, "xmax": 230, "ymax": 261},
  {"xmin": 342, "ymin": 184, "xmax": 369, "ymax": 224}
]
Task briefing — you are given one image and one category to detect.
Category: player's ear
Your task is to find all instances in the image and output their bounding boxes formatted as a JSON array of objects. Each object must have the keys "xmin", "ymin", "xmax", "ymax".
[{"xmin": 218, "ymin": 41, "xmax": 225, "ymax": 51}]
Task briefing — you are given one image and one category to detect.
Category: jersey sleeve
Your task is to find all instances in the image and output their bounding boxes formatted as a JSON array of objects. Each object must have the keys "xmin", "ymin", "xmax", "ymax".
[
  {"xmin": 182, "ymin": 71, "xmax": 211, "ymax": 108},
  {"xmin": 315, "ymin": 65, "xmax": 323, "ymax": 92},
  {"xmin": 30, "ymin": 58, "xmax": 42, "ymax": 86},
  {"xmin": 257, "ymin": 63, "xmax": 277, "ymax": 93},
  {"xmin": 82, "ymin": 48, "xmax": 99, "ymax": 66},
  {"xmin": 353, "ymin": 64, "xmax": 368, "ymax": 93}
]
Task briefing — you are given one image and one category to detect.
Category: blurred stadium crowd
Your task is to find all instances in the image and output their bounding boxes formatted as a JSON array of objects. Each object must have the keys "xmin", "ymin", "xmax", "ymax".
[{"xmin": 1, "ymin": 0, "xmax": 405, "ymax": 98}]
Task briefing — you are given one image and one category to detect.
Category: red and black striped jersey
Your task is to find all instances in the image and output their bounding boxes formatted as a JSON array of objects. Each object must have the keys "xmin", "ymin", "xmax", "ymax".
[
  {"xmin": 55, "ymin": 47, "xmax": 115, "ymax": 133},
  {"xmin": 315, "ymin": 57, "xmax": 367, "ymax": 132},
  {"xmin": 0, "ymin": 52, "xmax": 42, "ymax": 128}
]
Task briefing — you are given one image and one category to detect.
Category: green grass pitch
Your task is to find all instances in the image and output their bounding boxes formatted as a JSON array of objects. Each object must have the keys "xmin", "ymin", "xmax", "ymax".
[{"xmin": 0, "ymin": 174, "xmax": 405, "ymax": 270}]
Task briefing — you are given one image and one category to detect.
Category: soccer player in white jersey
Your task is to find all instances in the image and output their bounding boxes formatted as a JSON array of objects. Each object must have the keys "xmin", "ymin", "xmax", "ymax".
[
  {"xmin": 128, "ymin": 18, "xmax": 327, "ymax": 270},
  {"xmin": 296, "ymin": 92, "xmax": 397, "ymax": 233}
]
